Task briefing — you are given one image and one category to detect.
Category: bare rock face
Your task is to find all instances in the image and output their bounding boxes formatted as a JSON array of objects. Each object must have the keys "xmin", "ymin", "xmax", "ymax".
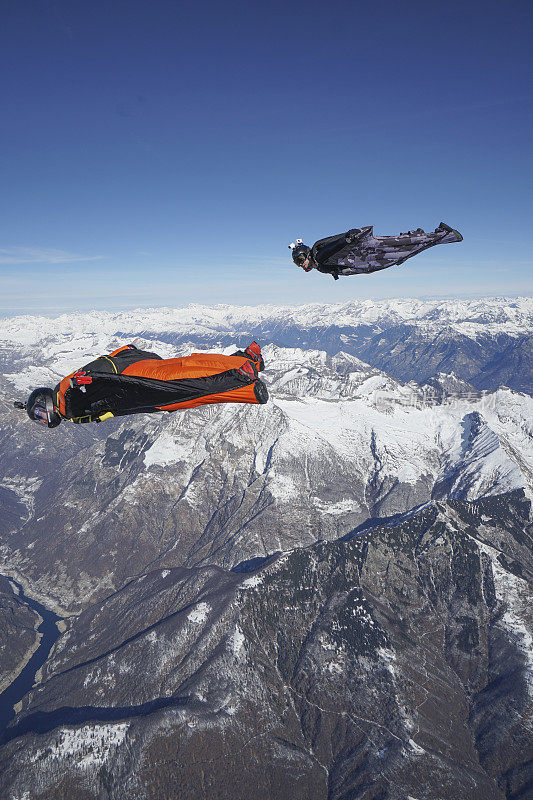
[{"xmin": 1, "ymin": 492, "xmax": 531, "ymax": 800}]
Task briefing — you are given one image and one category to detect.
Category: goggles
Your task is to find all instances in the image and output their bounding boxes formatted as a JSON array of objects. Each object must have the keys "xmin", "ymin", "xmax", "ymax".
[{"xmin": 33, "ymin": 405, "xmax": 50, "ymax": 425}]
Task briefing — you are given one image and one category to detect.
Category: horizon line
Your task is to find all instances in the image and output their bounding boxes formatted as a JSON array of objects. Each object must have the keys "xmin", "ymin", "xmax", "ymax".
[{"xmin": 0, "ymin": 294, "xmax": 532, "ymax": 322}]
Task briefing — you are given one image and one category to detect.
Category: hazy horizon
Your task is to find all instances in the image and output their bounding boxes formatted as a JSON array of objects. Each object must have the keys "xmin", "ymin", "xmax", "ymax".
[{"xmin": 0, "ymin": 293, "xmax": 531, "ymax": 322}]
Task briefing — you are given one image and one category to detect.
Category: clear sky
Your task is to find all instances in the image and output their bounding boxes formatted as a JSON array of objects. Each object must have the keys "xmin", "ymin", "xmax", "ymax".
[{"xmin": 1, "ymin": 0, "xmax": 532, "ymax": 315}]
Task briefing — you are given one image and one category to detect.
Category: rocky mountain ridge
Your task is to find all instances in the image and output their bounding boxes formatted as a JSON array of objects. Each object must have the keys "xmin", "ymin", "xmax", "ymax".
[{"xmin": 1, "ymin": 492, "xmax": 531, "ymax": 799}]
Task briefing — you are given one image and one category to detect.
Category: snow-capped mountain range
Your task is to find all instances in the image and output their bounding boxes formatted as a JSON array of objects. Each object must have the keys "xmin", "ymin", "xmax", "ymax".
[
  {"xmin": 0, "ymin": 298, "xmax": 532, "ymax": 799},
  {"xmin": 1, "ymin": 296, "xmax": 531, "ymax": 397},
  {"xmin": 0, "ymin": 336, "xmax": 531, "ymax": 611},
  {"xmin": 1, "ymin": 297, "xmax": 531, "ymax": 343}
]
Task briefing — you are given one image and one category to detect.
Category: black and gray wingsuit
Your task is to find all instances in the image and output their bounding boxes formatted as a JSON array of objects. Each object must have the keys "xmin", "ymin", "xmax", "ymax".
[{"xmin": 294, "ymin": 222, "xmax": 463, "ymax": 280}]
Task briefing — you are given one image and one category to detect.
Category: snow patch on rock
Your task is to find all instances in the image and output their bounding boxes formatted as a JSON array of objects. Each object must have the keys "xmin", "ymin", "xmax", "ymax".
[
  {"xmin": 229, "ymin": 626, "xmax": 245, "ymax": 656},
  {"xmin": 144, "ymin": 430, "xmax": 191, "ymax": 467},
  {"xmin": 187, "ymin": 602, "xmax": 210, "ymax": 624},
  {"xmin": 241, "ymin": 575, "xmax": 262, "ymax": 589},
  {"xmin": 31, "ymin": 723, "xmax": 128, "ymax": 769}
]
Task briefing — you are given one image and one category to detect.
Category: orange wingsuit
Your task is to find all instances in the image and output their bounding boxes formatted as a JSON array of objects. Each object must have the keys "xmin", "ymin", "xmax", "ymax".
[{"xmin": 54, "ymin": 343, "xmax": 267, "ymax": 424}]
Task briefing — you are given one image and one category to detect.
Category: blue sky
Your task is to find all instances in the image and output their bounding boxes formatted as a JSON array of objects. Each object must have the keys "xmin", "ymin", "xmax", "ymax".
[{"xmin": 1, "ymin": 0, "xmax": 532, "ymax": 315}]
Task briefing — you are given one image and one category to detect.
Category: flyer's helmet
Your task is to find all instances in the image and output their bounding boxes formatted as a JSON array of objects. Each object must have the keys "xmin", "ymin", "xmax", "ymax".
[
  {"xmin": 25, "ymin": 388, "xmax": 61, "ymax": 428},
  {"xmin": 289, "ymin": 240, "xmax": 312, "ymax": 270}
]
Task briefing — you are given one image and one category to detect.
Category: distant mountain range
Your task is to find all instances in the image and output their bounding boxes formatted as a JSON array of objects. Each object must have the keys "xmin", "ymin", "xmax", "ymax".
[
  {"xmin": 1, "ymin": 296, "xmax": 532, "ymax": 393},
  {"xmin": 0, "ymin": 298, "xmax": 531, "ymax": 799}
]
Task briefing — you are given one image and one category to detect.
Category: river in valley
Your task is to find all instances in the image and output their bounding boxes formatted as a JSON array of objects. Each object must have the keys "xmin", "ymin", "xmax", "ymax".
[{"xmin": 0, "ymin": 577, "xmax": 63, "ymax": 743}]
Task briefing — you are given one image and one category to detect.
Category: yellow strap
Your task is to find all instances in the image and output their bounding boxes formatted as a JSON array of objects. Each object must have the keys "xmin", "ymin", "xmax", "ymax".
[
  {"xmin": 66, "ymin": 411, "xmax": 115, "ymax": 424},
  {"xmin": 102, "ymin": 356, "xmax": 118, "ymax": 373}
]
